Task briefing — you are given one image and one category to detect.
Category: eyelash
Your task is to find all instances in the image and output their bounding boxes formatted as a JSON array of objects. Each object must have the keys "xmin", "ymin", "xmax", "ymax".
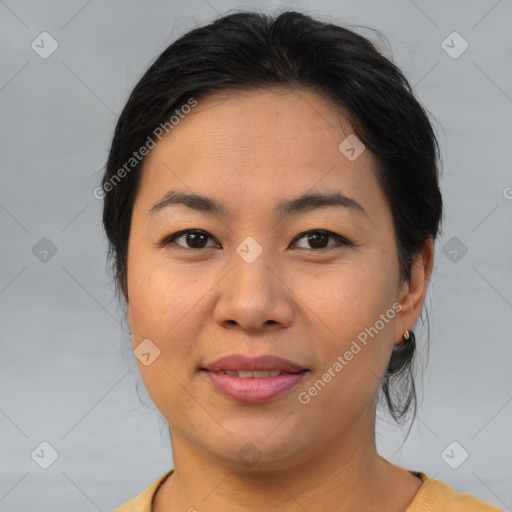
[{"xmin": 159, "ymin": 229, "xmax": 353, "ymax": 251}]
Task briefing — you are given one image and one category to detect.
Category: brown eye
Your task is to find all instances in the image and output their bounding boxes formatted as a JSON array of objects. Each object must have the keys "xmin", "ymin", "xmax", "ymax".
[
  {"xmin": 161, "ymin": 229, "xmax": 351, "ymax": 251},
  {"xmin": 162, "ymin": 230, "xmax": 220, "ymax": 249},
  {"xmin": 291, "ymin": 230, "xmax": 351, "ymax": 250}
]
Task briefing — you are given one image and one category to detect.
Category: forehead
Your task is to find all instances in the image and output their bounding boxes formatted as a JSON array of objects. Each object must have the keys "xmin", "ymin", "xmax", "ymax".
[
  {"xmin": 135, "ymin": 87, "xmax": 385, "ymax": 220},
  {"xmin": 150, "ymin": 87, "xmax": 355, "ymax": 168}
]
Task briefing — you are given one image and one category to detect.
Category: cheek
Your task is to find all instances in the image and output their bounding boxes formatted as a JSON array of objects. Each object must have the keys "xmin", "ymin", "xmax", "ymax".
[
  {"xmin": 127, "ymin": 265, "xmax": 206, "ymax": 415},
  {"xmin": 127, "ymin": 258, "xmax": 215, "ymax": 374},
  {"xmin": 303, "ymin": 257, "xmax": 397, "ymax": 330},
  {"xmin": 292, "ymin": 268, "xmax": 397, "ymax": 425},
  {"xmin": 297, "ymin": 256, "xmax": 398, "ymax": 380},
  {"xmin": 128, "ymin": 256, "xmax": 194, "ymax": 332}
]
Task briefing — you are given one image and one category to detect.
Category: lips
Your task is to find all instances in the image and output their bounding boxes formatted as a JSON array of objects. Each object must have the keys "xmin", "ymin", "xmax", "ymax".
[
  {"xmin": 200, "ymin": 354, "xmax": 309, "ymax": 403},
  {"xmin": 214, "ymin": 370, "xmax": 286, "ymax": 378},
  {"xmin": 202, "ymin": 354, "xmax": 306, "ymax": 373}
]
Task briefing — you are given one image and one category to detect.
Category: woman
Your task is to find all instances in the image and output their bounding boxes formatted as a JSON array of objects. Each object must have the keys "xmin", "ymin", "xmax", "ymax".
[{"xmin": 103, "ymin": 10, "xmax": 502, "ymax": 512}]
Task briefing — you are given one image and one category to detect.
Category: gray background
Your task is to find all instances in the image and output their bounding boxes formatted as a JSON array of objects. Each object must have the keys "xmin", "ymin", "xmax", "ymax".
[{"xmin": 1, "ymin": 0, "xmax": 511, "ymax": 510}]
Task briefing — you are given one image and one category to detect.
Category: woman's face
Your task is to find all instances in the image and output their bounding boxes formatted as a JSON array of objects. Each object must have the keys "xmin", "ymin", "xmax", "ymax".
[{"xmin": 126, "ymin": 87, "xmax": 428, "ymax": 470}]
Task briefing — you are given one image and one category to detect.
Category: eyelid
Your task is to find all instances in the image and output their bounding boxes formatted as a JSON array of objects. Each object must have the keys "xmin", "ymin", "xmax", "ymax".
[
  {"xmin": 159, "ymin": 229, "xmax": 220, "ymax": 249},
  {"xmin": 159, "ymin": 229, "xmax": 353, "ymax": 250},
  {"xmin": 291, "ymin": 230, "xmax": 353, "ymax": 250}
]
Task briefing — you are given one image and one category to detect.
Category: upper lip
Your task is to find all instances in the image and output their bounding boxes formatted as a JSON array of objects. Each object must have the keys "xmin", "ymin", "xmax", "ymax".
[{"xmin": 202, "ymin": 354, "xmax": 306, "ymax": 373}]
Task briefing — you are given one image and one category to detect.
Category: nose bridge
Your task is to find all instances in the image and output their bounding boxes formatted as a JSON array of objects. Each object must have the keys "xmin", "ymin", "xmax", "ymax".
[
  {"xmin": 230, "ymin": 235, "xmax": 279, "ymax": 297},
  {"xmin": 213, "ymin": 235, "xmax": 293, "ymax": 331}
]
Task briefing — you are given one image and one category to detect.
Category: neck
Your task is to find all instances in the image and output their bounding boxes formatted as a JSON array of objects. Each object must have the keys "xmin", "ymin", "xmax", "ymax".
[{"xmin": 153, "ymin": 406, "xmax": 421, "ymax": 512}]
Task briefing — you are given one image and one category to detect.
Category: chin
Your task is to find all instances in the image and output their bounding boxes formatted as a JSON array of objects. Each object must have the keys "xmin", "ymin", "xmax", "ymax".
[{"xmin": 198, "ymin": 426, "xmax": 315, "ymax": 472}]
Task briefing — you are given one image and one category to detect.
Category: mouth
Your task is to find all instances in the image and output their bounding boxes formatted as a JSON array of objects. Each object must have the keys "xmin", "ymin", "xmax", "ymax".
[
  {"xmin": 201, "ymin": 353, "xmax": 307, "ymax": 373},
  {"xmin": 204, "ymin": 369, "xmax": 305, "ymax": 378},
  {"xmin": 200, "ymin": 354, "xmax": 310, "ymax": 403}
]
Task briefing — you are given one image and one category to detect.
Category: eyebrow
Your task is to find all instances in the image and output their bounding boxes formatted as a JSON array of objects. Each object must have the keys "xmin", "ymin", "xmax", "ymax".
[{"xmin": 149, "ymin": 189, "xmax": 367, "ymax": 218}]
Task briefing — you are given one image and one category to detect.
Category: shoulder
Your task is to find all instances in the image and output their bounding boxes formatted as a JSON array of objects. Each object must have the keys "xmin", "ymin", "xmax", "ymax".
[
  {"xmin": 113, "ymin": 470, "xmax": 502, "ymax": 512},
  {"xmin": 407, "ymin": 472, "xmax": 503, "ymax": 512},
  {"xmin": 114, "ymin": 470, "xmax": 173, "ymax": 512}
]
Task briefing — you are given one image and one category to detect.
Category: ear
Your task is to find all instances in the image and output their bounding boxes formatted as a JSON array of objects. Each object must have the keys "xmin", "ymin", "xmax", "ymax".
[{"xmin": 394, "ymin": 237, "xmax": 435, "ymax": 345}]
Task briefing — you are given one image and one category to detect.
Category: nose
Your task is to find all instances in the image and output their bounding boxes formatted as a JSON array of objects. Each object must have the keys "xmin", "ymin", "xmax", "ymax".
[{"xmin": 212, "ymin": 248, "xmax": 294, "ymax": 333}]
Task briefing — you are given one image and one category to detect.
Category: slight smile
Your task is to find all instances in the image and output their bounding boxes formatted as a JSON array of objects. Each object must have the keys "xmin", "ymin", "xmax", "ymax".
[{"xmin": 200, "ymin": 354, "xmax": 310, "ymax": 404}]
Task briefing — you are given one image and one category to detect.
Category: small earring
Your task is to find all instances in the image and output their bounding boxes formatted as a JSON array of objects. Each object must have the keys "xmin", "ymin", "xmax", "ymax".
[{"xmin": 402, "ymin": 329, "xmax": 414, "ymax": 344}]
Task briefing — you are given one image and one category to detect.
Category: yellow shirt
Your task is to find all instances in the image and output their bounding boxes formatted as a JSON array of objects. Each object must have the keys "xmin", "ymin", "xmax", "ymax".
[{"xmin": 113, "ymin": 470, "xmax": 503, "ymax": 511}]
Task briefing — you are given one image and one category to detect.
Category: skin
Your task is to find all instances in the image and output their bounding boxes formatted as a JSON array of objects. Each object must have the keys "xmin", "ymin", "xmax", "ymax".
[{"xmin": 125, "ymin": 87, "xmax": 434, "ymax": 512}]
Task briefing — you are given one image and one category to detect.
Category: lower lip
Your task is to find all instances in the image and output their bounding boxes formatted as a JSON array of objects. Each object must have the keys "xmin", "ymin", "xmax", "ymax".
[{"xmin": 203, "ymin": 370, "xmax": 309, "ymax": 404}]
